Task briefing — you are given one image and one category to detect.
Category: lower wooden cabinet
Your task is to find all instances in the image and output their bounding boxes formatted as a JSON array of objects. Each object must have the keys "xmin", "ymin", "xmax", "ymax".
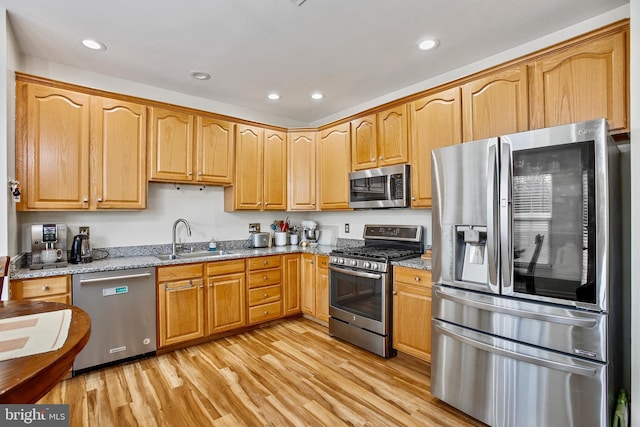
[
  {"xmin": 282, "ymin": 254, "xmax": 302, "ymax": 316},
  {"xmin": 10, "ymin": 275, "xmax": 71, "ymax": 304},
  {"xmin": 392, "ymin": 266, "xmax": 432, "ymax": 362},
  {"xmin": 206, "ymin": 260, "xmax": 246, "ymax": 335},
  {"xmin": 301, "ymin": 254, "xmax": 329, "ymax": 322},
  {"xmin": 157, "ymin": 263, "xmax": 205, "ymax": 348},
  {"xmin": 247, "ymin": 255, "xmax": 282, "ymax": 324}
]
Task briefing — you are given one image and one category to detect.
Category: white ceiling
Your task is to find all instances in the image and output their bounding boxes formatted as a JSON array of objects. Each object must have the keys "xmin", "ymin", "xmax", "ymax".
[{"xmin": 0, "ymin": 0, "xmax": 630, "ymax": 126}]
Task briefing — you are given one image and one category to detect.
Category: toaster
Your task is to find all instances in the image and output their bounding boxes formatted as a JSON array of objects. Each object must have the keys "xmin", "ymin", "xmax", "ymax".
[{"xmin": 249, "ymin": 232, "xmax": 270, "ymax": 248}]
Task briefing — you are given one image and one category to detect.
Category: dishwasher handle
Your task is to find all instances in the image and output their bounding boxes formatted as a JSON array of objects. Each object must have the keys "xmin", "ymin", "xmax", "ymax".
[{"xmin": 79, "ymin": 272, "xmax": 152, "ymax": 284}]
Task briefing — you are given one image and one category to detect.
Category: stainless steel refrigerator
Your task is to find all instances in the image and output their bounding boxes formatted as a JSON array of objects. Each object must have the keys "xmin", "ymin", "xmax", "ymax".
[{"xmin": 430, "ymin": 119, "xmax": 624, "ymax": 427}]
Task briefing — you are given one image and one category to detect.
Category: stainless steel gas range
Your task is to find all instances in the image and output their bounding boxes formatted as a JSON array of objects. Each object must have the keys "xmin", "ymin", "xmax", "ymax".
[{"xmin": 328, "ymin": 224, "xmax": 424, "ymax": 357}]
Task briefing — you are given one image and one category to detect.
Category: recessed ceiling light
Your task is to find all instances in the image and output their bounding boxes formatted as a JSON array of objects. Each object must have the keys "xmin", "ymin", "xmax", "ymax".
[
  {"xmin": 268, "ymin": 93, "xmax": 281, "ymax": 100},
  {"xmin": 311, "ymin": 92, "xmax": 324, "ymax": 100},
  {"xmin": 418, "ymin": 38, "xmax": 439, "ymax": 51},
  {"xmin": 81, "ymin": 38, "xmax": 106, "ymax": 51},
  {"xmin": 190, "ymin": 71, "xmax": 211, "ymax": 80}
]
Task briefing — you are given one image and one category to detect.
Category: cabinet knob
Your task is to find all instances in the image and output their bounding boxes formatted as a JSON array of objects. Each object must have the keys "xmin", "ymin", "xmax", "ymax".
[
  {"xmin": 265, "ymin": 202, "xmax": 269, "ymax": 206},
  {"xmin": 263, "ymin": 276, "xmax": 268, "ymax": 281},
  {"xmin": 393, "ymin": 291, "xmax": 397, "ymax": 295},
  {"xmin": 97, "ymin": 197, "xmax": 103, "ymax": 202},
  {"xmin": 42, "ymin": 286, "xmax": 49, "ymax": 291},
  {"xmin": 188, "ymin": 171, "xmax": 193, "ymax": 176},
  {"xmin": 83, "ymin": 197, "xmax": 89, "ymax": 202},
  {"xmin": 258, "ymin": 202, "xmax": 262, "ymax": 205},
  {"xmin": 379, "ymin": 156, "xmax": 383, "ymax": 160},
  {"xmin": 414, "ymin": 277, "xmax": 421, "ymax": 282},
  {"xmin": 263, "ymin": 261, "xmax": 268, "ymax": 265},
  {"xmin": 264, "ymin": 310, "xmax": 269, "ymax": 315},
  {"xmin": 264, "ymin": 293, "xmax": 269, "ymax": 298},
  {"xmin": 411, "ymin": 197, "xmax": 416, "ymax": 201},
  {"xmin": 198, "ymin": 172, "xmax": 203, "ymax": 176}
]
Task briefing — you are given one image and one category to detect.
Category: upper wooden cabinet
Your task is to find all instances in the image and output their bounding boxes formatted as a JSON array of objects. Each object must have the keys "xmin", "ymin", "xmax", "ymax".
[
  {"xmin": 16, "ymin": 81, "xmax": 147, "ymax": 210},
  {"xmin": 91, "ymin": 97, "xmax": 147, "ymax": 209},
  {"xmin": 225, "ymin": 125, "xmax": 286, "ymax": 211},
  {"xmin": 148, "ymin": 107, "xmax": 194, "ymax": 182},
  {"xmin": 318, "ymin": 123, "xmax": 351, "ymax": 210},
  {"xmin": 149, "ymin": 107, "xmax": 234, "ymax": 185},
  {"xmin": 288, "ymin": 131, "xmax": 317, "ymax": 211},
  {"xmin": 529, "ymin": 30, "xmax": 627, "ymax": 133},
  {"xmin": 350, "ymin": 106, "xmax": 409, "ymax": 171},
  {"xmin": 196, "ymin": 117, "xmax": 235, "ymax": 185},
  {"xmin": 410, "ymin": 87, "xmax": 462, "ymax": 208},
  {"xmin": 461, "ymin": 64, "xmax": 529, "ymax": 142}
]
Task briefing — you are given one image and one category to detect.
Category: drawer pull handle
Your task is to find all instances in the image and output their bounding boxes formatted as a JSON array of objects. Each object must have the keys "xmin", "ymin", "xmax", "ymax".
[{"xmin": 42, "ymin": 286, "xmax": 49, "ymax": 291}]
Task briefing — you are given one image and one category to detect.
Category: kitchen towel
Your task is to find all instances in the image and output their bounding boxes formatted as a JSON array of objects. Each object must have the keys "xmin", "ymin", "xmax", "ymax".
[{"xmin": 0, "ymin": 309, "xmax": 72, "ymax": 361}]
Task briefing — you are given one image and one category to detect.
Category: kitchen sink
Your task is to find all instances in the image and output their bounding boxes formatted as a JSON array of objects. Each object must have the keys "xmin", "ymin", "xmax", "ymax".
[{"xmin": 155, "ymin": 250, "xmax": 236, "ymax": 261}]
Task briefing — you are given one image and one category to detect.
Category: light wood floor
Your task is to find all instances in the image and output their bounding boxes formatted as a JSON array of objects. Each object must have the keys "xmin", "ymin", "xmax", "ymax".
[{"xmin": 39, "ymin": 318, "xmax": 485, "ymax": 426}]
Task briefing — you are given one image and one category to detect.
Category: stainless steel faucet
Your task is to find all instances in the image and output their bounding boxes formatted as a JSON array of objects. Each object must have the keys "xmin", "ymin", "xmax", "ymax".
[{"xmin": 171, "ymin": 218, "xmax": 192, "ymax": 259}]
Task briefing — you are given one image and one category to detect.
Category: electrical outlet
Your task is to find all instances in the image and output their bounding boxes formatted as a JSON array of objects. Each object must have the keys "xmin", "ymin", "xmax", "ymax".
[
  {"xmin": 79, "ymin": 226, "xmax": 90, "ymax": 237},
  {"xmin": 249, "ymin": 223, "xmax": 261, "ymax": 233},
  {"xmin": 345, "ymin": 223, "xmax": 350, "ymax": 233}
]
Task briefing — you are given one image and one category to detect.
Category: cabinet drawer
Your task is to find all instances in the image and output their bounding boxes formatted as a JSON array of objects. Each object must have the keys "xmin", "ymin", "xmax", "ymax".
[
  {"xmin": 248, "ymin": 284, "xmax": 281, "ymax": 306},
  {"xmin": 11, "ymin": 276, "xmax": 70, "ymax": 299},
  {"xmin": 247, "ymin": 255, "xmax": 281, "ymax": 271},
  {"xmin": 248, "ymin": 269, "xmax": 281, "ymax": 288},
  {"xmin": 207, "ymin": 259, "xmax": 245, "ymax": 276},
  {"xmin": 317, "ymin": 255, "xmax": 329, "ymax": 270},
  {"xmin": 157, "ymin": 263, "xmax": 203, "ymax": 282},
  {"xmin": 248, "ymin": 301, "xmax": 282, "ymax": 324},
  {"xmin": 163, "ymin": 278, "xmax": 203, "ymax": 291},
  {"xmin": 393, "ymin": 266, "xmax": 432, "ymax": 288}
]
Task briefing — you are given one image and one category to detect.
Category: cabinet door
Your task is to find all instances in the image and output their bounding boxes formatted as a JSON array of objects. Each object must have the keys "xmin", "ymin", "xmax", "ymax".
[
  {"xmin": 206, "ymin": 272, "xmax": 246, "ymax": 334},
  {"xmin": 392, "ymin": 268, "xmax": 432, "ymax": 362},
  {"xmin": 410, "ymin": 87, "xmax": 462, "ymax": 208},
  {"xmin": 263, "ymin": 129, "xmax": 287, "ymax": 210},
  {"xmin": 92, "ymin": 97, "xmax": 147, "ymax": 209},
  {"xmin": 315, "ymin": 256, "xmax": 329, "ymax": 322},
  {"xmin": 318, "ymin": 123, "xmax": 351, "ymax": 210},
  {"xmin": 195, "ymin": 117, "xmax": 234, "ymax": 185},
  {"xmin": 300, "ymin": 253, "xmax": 316, "ymax": 315},
  {"xmin": 377, "ymin": 105, "xmax": 409, "ymax": 166},
  {"xmin": 19, "ymin": 83, "xmax": 90, "ymax": 210},
  {"xmin": 282, "ymin": 254, "xmax": 302, "ymax": 316},
  {"xmin": 234, "ymin": 124, "xmax": 264, "ymax": 209},
  {"xmin": 148, "ymin": 107, "xmax": 194, "ymax": 182},
  {"xmin": 288, "ymin": 131, "xmax": 316, "ymax": 210},
  {"xmin": 462, "ymin": 64, "xmax": 529, "ymax": 142},
  {"xmin": 529, "ymin": 31, "xmax": 627, "ymax": 132},
  {"xmin": 350, "ymin": 114, "xmax": 377, "ymax": 171},
  {"xmin": 158, "ymin": 278, "xmax": 205, "ymax": 347}
]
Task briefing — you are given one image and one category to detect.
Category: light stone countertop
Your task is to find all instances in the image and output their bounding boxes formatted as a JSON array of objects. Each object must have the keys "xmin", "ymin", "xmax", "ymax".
[
  {"xmin": 392, "ymin": 257, "xmax": 432, "ymax": 271},
  {"xmin": 11, "ymin": 245, "xmax": 336, "ymax": 280}
]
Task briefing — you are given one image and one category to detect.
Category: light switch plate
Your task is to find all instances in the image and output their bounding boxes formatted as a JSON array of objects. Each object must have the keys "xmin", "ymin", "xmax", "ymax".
[
  {"xmin": 79, "ymin": 226, "xmax": 90, "ymax": 237},
  {"xmin": 249, "ymin": 223, "xmax": 261, "ymax": 233}
]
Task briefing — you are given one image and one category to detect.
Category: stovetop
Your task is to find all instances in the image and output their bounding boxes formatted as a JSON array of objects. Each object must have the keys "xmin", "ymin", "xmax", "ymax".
[{"xmin": 330, "ymin": 224, "xmax": 424, "ymax": 273}]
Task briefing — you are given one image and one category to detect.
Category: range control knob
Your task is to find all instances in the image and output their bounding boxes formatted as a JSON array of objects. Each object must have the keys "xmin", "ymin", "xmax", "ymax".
[
  {"xmin": 339, "ymin": 258, "xmax": 345, "ymax": 265},
  {"xmin": 350, "ymin": 260, "xmax": 358, "ymax": 266},
  {"xmin": 363, "ymin": 262, "xmax": 371, "ymax": 269},
  {"xmin": 370, "ymin": 263, "xmax": 378, "ymax": 270}
]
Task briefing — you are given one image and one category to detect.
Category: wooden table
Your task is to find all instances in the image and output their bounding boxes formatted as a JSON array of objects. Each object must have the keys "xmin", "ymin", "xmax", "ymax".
[{"xmin": 0, "ymin": 300, "xmax": 91, "ymax": 403}]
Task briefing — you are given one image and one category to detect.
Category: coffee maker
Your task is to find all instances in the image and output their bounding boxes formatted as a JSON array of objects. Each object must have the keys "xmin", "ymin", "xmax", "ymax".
[{"xmin": 30, "ymin": 224, "xmax": 68, "ymax": 269}]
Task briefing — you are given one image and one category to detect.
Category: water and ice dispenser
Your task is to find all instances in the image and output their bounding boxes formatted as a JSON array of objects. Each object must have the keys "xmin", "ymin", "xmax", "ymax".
[{"xmin": 455, "ymin": 225, "xmax": 488, "ymax": 284}]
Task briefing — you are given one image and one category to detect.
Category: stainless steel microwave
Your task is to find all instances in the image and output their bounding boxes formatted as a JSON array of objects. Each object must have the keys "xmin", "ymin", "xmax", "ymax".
[{"xmin": 349, "ymin": 164, "xmax": 411, "ymax": 209}]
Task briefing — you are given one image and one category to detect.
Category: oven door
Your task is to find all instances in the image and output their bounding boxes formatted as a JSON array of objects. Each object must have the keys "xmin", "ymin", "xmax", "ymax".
[{"xmin": 329, "ymin": 265, "xmax": 389, "ymax": 335}]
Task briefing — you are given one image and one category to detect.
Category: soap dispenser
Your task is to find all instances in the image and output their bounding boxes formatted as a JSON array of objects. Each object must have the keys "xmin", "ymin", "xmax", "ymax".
[{"xmin": 209, "ymin": 236, "xmax": 217, "ymax": 252}]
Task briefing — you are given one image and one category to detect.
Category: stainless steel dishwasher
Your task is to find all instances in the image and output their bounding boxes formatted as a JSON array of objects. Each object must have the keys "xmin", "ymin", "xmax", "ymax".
[{"xmin": 72, "ymin": 267, "xmax": 157, "ymax": 374}]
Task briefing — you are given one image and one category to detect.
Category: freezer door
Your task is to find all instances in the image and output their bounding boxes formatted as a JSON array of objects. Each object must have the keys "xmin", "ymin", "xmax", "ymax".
[
  {"xmin": 431, "ymin": 319, "xmax": 608, "ymax": 427},
  {"xmin": 432, "ymin": 137, "xmax": 499, "ymax": 294},
  {"xmin": 432, "ymin": 284, "xmax": 607, "ymax": 361},
  {"xmin": 500, "ymin": 119, "xmax": 613, "ymax": 311}
]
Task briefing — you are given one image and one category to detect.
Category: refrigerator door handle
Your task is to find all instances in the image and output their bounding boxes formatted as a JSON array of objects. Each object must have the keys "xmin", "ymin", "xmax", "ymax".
[
  {"xmin": 433, "ymin": 288, "xmax": 597, "ymax": 328},
  {"xmin": 500, "ymin": 138, "xmax": 513, "ymax": 294},
  {"xmin": 487, "ymin": 139, "xmax": 499, "ymax": 294},
  {"xmin": 433, "ymin": 321, "xmax": 598, "ymax": 377}
]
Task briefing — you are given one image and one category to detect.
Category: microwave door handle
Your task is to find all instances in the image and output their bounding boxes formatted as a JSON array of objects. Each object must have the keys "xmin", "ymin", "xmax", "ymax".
[
  {"xmin": 386, "ymin": 175, "xmax": 393, "ymax": 200},
  {"xmin": 487, "ymin": 139, "xmax": 499, "ymax": 294},
  {"xmin": 500, "ymin": 138, "xmax": 513, "ymax": 295}
]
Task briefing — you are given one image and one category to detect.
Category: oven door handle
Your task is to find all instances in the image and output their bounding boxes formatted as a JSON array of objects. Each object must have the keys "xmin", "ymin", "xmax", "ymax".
[{"xmin": 329, "ymin": 265, "xmax": 383, "ymax": 280}]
